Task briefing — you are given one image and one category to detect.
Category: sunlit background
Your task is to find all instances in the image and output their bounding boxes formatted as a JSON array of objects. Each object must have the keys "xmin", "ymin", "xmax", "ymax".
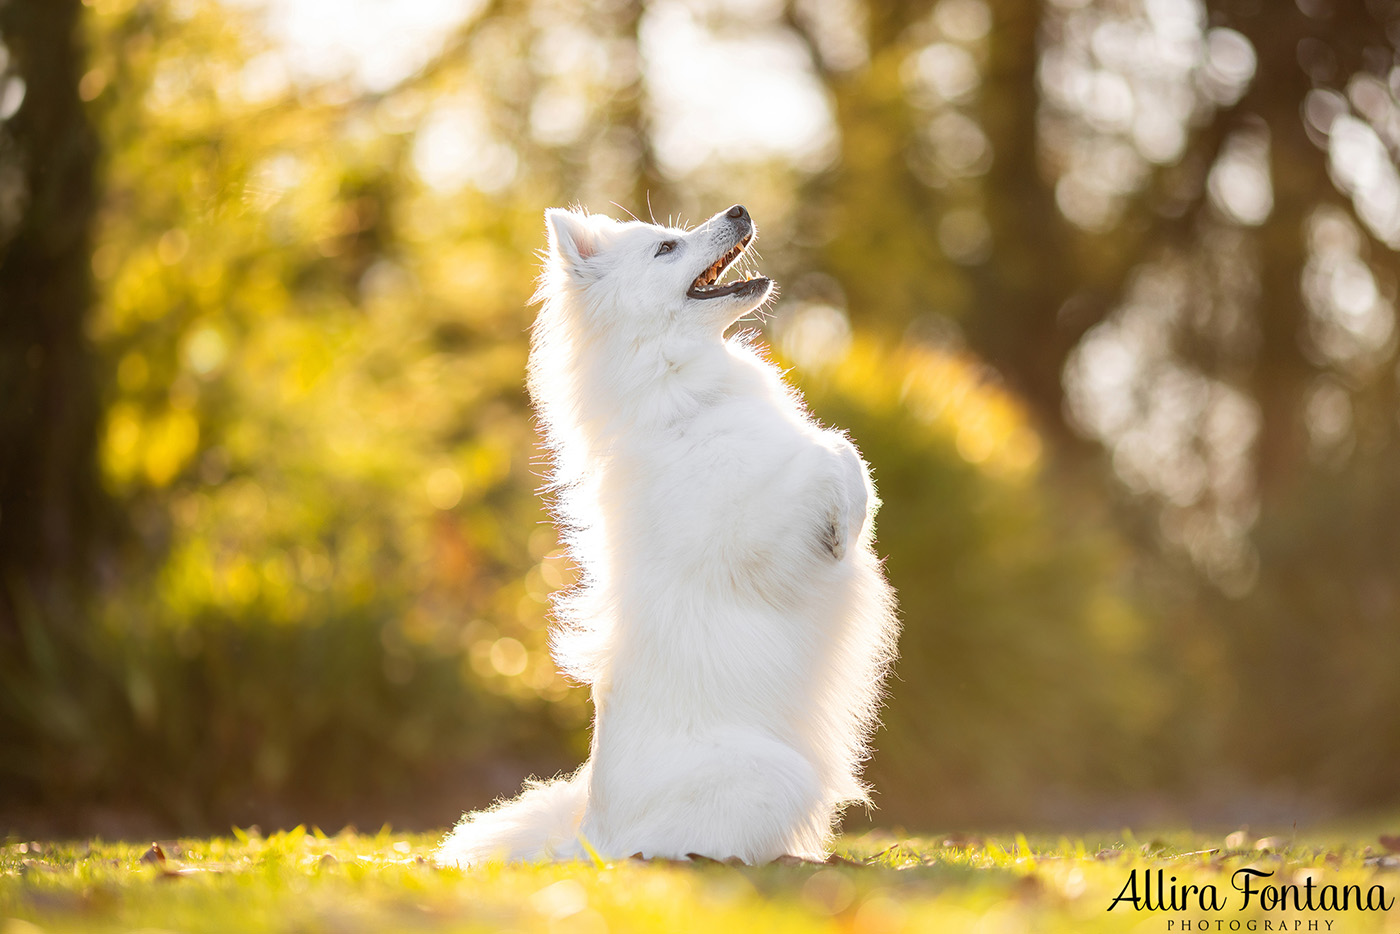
[{"xmin": 1, "ymin": 0, "xmax": 1398, "ymax": 835}]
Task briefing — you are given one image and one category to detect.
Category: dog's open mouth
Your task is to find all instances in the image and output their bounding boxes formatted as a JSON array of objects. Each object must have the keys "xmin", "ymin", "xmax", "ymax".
[{"xmin": 687, "ymin": 234, "xmax": 768, "ymax": 300}]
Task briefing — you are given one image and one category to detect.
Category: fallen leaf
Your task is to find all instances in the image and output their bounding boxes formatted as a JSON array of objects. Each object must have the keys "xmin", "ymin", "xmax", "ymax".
[
  {"xmin": 941, "ymin": 833, "xmax": 983, "ymax": 849},
  {"xmin": 628, "ymin": 855, "xmax": 689, "ymax": 866},
  {"xmin": 19, "ymin": 860, "xmax": 60, "ymax": 876},
  {"xmin": 1167, "ymin": 849, "xmax": 1220, "ymax": 860},
  {"xmin": 860, "ymin": 843, "xmax": 903, "ymax": 864},
  {"xmin": 1378, "ymin": 835, "xmax": 1400, "ymax": 854},
  {"xmin": 685, "ymin": 853, "xmax": 744, "ymax": 866},
  {"xmin": 156, "ymin": 867, "xmax": 223, "ymax": 881}
]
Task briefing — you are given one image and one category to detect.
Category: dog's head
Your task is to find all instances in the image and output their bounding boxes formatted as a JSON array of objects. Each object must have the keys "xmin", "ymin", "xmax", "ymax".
[{"xmin": 540, "ymin": 204, "xmax": 774, "ymax": 336}]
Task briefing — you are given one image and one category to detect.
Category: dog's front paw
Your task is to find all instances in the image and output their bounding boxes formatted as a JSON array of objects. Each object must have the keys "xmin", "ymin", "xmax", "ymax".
[{"xmin": 821, "ymin": 513, "xmax": 846, "ymax": 561}]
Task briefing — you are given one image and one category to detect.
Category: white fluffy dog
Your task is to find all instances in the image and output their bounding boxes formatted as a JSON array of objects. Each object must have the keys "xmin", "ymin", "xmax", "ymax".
[{"xmin": 437, "ymin": 204, "xmax": 898, "ymax": 866}]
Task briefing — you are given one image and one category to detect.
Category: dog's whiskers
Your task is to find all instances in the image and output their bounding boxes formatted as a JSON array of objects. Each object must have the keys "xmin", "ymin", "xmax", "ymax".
[{"xmin": 611, "ymin": 201, "xmax": 641, "ymax": 223}]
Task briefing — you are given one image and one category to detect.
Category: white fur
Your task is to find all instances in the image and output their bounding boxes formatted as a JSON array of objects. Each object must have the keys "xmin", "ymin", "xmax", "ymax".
[{"xmin": 437, "ymin": 205, "xmax": 899, "ymax": 866}]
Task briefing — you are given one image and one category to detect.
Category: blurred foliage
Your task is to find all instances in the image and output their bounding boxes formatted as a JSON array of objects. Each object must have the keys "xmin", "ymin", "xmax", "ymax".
[
  {"xmin": 1, "ymin": 0, "xmax": 1399, "ymax": 833},
  {"xmin": 2, "ymin": 0, "xmax": 592, "ymax": 828}
]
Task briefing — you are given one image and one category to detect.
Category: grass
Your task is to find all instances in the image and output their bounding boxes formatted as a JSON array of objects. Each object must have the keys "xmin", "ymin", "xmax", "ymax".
[{"xmin": 2, "ymin": 826, "xmax": 1398, "ymax": 933}]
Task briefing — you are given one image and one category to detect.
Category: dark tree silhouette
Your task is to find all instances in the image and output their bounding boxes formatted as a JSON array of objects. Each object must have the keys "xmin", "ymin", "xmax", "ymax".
[{"xmin": 0, "ymin": 0, "xmax": 106, "ymax": 634}]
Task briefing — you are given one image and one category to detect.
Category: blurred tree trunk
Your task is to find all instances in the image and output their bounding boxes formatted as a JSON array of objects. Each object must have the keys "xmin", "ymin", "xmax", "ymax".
[
  {"xmin": 608, "ymin": 0, "xmax": 666, "ymax": 216},
  {"xmin": 0, "ymin": 0, "xmax": 106, "ymax": 635},
  {"xmin": 786, "ymin": 0, "xmax": 954, "ymax": 339},
  {"xmin": 963, "ymin": 0, "xmax": 1084, "ymax": 445},
  {"xmin": 1224, "ymin": 0, "xmax": 1372, "ymax": 507},
  {"xmin": 787, "ymin": 0, "xmax": 1110, "ymax": 449}
]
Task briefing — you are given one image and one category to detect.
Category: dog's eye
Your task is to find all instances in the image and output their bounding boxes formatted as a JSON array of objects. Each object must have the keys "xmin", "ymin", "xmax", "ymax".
[{"xmin": 655, "ymin": 240, "xmax": 677, "ymax": 257}]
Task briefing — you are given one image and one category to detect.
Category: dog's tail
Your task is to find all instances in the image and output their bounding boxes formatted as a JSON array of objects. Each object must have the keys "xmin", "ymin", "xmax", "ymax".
[{"xmin": 435, "ymin": 769, "xmax": 588, "ymax": 867}]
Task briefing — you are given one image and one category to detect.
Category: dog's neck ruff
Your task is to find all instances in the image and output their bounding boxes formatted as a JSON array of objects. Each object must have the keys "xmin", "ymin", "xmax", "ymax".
[{"xmin": 529, "ymin": 285, "xmax": 736, "ymax": 476}]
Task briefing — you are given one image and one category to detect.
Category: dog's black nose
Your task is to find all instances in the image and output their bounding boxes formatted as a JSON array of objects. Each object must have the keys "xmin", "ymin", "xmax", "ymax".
[{"xmin": 726, "ymin": 204, "xmax": 748, "ymax": 220}]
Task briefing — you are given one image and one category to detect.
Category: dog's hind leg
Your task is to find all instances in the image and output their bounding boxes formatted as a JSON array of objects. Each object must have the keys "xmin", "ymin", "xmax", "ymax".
[{"xmin": 588, "ymin": 728, "xmax": 829, "ymax": 864}]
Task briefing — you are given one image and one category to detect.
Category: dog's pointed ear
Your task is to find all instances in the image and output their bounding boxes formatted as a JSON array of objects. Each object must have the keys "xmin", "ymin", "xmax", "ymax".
[{"xmin": 545, "ymin": 208, "xmax": 600, "ymax": 276}]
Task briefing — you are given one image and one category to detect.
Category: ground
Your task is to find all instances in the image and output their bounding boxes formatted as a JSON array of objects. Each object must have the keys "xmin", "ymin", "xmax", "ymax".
[{"xmin": 3, "ymin": 826, "xmax": 1398, "ymax": 932}]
